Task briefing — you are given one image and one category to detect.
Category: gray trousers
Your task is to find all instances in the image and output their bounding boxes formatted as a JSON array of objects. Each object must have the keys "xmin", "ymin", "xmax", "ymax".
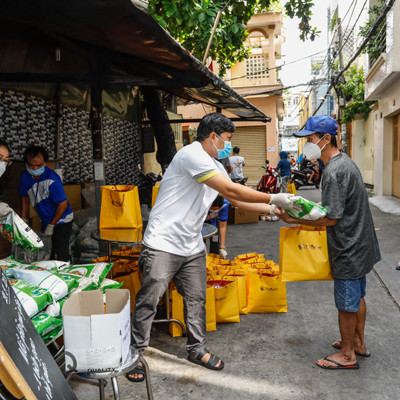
[
  {"xmin": 132, "ymin": 246, "xmax": 207, "ymax": 357},
  {"xmin": 281, "ymin": 175, "xmax": 290, "ymax": 193}
]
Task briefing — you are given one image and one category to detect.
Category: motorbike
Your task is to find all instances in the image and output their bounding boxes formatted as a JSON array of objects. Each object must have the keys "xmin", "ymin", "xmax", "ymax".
[
  {"xmin": 231, "ymin": 177, "xmax": 248, "ymax": 185},
  {"xmin": 256, "ymin": 166, "xmax": 282, "ymax": 193},
  {"xmin": 291, "ymin": 160, "xmax": 320, "ymax": 189}
]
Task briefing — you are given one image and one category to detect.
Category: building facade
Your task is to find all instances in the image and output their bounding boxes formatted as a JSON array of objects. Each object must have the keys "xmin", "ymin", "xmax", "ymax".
[{"xmin": 178, "ymin": 12, "xmax": 284, "ymax": 186}]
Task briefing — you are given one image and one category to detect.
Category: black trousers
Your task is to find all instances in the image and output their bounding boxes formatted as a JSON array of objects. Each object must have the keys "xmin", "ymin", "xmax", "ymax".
[{"xmin": 50, "ymin": 221, "xmax": 72, "ymax": 261}]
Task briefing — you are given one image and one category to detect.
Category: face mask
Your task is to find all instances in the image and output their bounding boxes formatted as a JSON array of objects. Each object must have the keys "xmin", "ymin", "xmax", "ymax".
[
  {"xmin": 213, "ymin": 135, "xmax": 232, "ymax": 159},
  {"xmin": 303, "ymin": 136, "xmax": 327, "ymax": 160},
  {"xmin": 0, "ymin": 161, "xmax": 6, "ymax": 178},
  {"xmin": 27, "ymin": 165, "xmax": 45, "ymax": 176}
]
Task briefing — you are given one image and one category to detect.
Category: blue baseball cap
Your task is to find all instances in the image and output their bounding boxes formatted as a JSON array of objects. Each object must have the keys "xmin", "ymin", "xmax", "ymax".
[{"xmin": 294, "ymin": 115, "xmax": 338, "ymax": 137}]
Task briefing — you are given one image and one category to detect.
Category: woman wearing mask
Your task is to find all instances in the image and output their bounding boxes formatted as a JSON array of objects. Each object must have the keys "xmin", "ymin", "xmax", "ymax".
[
  {"xmin": 19, "ymin": 145, "xmax": 73, "ymax": 261},
  {"xmin": 0, "ymin": 140, "xmax": 13, "ymax": 219}
]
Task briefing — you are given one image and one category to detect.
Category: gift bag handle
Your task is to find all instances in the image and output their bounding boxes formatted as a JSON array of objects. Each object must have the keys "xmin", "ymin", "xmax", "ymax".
[{"xmin": 110, "ymin": 191, "xmax": 125, "ymax": 207}]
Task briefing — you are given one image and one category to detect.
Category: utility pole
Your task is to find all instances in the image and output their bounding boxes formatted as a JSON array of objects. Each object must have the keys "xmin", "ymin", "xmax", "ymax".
[{"xmin": 336, "ymin": 16, "xmax": 347, "ymax": 154}]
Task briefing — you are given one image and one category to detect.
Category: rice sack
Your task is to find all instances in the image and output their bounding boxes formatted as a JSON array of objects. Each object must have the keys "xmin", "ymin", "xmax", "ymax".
[
  {"xmin": 285, "ymin": 196, "xmax": 327, "ymax": 220},
  {"xmin": 8, "ymin": 278, "xmax": 53, "ymax": 317},
  {"xmin": 99, "ymin": 278, "xmax": 123, "ymax": 292},
  {"xmin": 31, "ymin": 260, "xmax": 70, "ymax": 271},
  {"xmin": 7, "ymin": 267, "xmax": 79, "ymax": 301},
  {"xmin": 60, "ymin": 263, "xmax": 112, "ymax": 286},
  {"xmin": 0, "ymin": 211, "xmax": 43, "ymax": 252},
  {"xmin": 31, "ymin": 312, "xmax": 63, "ymax": 337}
]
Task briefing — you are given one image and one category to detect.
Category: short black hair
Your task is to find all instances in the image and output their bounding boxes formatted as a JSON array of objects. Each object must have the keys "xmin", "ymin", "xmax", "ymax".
[
  {"xmin": 196, "ymin": 113, "xmax": 235, "ymax": 141},
  {"xmin": 211, "ymin": 195, "xmax": 224, "ymax": 208},
  {"xmin": 315, "ymin": 132, "xmax": 337, "ymax": 148},
  {"xmin": 0, "ymin": 140, "xmax": 9, "ymax": 151},
  {"xmin": 233, "ymin": 147, "xmax": 240, "ymax": 154},
  {"xmin": 24, "ymin": 145, "xmax": 49, "ymax": 163}
]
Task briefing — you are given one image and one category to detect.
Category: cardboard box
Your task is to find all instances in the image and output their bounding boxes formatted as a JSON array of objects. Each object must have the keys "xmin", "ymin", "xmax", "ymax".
[
  {"xmin": 62, "ymin": 289, "xmax": 131, "ymax": 373},
  {"xmin": 228, "ymin": 206, "xmax": 259, "ymax": 225}
]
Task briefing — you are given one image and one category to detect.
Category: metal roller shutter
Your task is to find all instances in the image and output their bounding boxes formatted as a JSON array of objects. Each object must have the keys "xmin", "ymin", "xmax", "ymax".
[{"xmin": 230, "ymin": 126, "xmax": 266, "ymax": 187}]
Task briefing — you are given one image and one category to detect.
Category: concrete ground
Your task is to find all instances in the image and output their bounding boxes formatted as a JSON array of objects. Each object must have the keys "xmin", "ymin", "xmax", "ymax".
[{"xmin": 70, "ymin": 188, "xmax": 400, "ymax": 400}]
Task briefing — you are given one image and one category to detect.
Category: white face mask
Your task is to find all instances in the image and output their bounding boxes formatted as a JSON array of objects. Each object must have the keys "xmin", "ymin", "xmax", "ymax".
[
  {"xmin": 0, "ymin": 161, "xmax": 6, "ymax": 178},
  {"xmin": 303, "ymin": 136, "xmax": 327, "ymax": 160}
]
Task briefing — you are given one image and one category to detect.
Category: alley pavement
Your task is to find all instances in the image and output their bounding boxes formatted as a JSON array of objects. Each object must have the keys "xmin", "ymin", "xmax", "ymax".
[{"xmin": 70, "ymin": 188, "xmax": 400, "ymax": 400}]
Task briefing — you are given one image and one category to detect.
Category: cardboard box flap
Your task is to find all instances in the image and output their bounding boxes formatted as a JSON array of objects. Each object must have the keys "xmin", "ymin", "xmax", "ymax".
[
  {"xmin": 105, "ymin": 289, "xmax": 130, "ymax": 314},
  {"xmin": 63, "ymin": 290, "xmax": 104, "ymax": 316}
]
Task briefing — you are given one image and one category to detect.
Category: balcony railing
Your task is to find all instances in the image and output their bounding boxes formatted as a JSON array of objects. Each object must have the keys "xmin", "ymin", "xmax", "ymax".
[{"xmin": 368, "ymin": 20, "xmax": 386, "ymax": 69}]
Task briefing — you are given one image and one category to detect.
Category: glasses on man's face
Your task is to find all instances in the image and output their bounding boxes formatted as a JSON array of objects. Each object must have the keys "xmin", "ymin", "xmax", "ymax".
[{"xmin": 0, "ymin": 157, "xmax": 12, "ymax": 167}]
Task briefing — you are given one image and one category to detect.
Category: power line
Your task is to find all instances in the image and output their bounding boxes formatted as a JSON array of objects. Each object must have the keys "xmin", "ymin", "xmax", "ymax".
[
  {"xmin": 224, "ymin": 49, "xmax": 327, "ymax": 82},
  {"xmin": 311, "ymin": 0, "xmax": 397, "ymax": 119}
]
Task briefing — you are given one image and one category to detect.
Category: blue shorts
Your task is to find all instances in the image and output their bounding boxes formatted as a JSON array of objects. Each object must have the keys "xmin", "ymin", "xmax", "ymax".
[{"xmin": 334, "ymin": 276, "xmax": 366, "ymax": 312}]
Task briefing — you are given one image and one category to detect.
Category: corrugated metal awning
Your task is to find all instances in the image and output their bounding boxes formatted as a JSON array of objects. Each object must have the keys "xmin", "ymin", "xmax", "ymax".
[{"xmin": 0, "ymin": 0, "xmax": 270, "ymax": 122}]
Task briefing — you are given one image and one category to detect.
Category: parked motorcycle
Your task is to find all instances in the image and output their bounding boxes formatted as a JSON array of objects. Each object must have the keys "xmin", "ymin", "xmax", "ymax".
[
  {"xmin": 291, "ymin": 160, "xmax": 320, "ymax": 189},
  {"xmin": 231, "ymin": 177, "xmax": 248, "ymax": 185},
  {"xmin": 257, "ymin": 166, "xmax": 282, "ymax": 193}
]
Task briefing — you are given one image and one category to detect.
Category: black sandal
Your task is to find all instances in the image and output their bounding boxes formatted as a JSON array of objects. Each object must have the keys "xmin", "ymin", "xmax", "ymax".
[
  {"xmin": 188, "ymin": 348, "xmax": 224, "ymax": 371},
  {"xmin": 126, "ymin": 364, "xmax": 145, "ymax": 382}
]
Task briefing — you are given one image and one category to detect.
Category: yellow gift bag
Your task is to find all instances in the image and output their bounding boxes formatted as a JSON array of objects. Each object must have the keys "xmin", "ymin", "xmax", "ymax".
[
  {"xmin": 114, "ymin": 268, "xmax": 142, "ymax": 312},
  {"xmin": 169, "ymin": 286, "xmax": 186, "ymax": 337},
  {"xmin": 99, "ymin": 185, "xmax": 142, "ymax": 229},
  {"xmin": 287, "ymin": 182, "xmax": 297, "ymax": 194},
  {"xmin": 206, "ymin": 284, "xmax": 217, "ymax": 332},
  {"xmin": 152, "ymin": 185, "xmax": 160, "ymax": 208},
  {"xmin": 211, "ymin": 270, "xmax": 247, "ymax": 315},
  {"xmin": 246, "ymin": 268, "xmax": 287, "ymax": 313},
  {"xmin": 169, "ymin": 284, "xmax": 216, "ymax": 337},
  {"xmin": 207, "ymin": 277, "xmax": 240, "ymax": 323},
  {"xmin": 279, "ymin": 225, "xmax": 333, "ymax": 281}
]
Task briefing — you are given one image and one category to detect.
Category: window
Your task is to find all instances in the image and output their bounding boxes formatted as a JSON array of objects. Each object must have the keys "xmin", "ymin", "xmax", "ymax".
[{"xmin": 246, "ymin": 55, "xmax": 269, "ymax": 79}]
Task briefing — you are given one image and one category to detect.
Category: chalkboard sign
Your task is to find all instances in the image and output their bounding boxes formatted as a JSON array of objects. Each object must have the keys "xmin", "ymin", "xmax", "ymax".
[{"xmin": 0, "ymin": 270, "xmax": 77, "ymax": 400}]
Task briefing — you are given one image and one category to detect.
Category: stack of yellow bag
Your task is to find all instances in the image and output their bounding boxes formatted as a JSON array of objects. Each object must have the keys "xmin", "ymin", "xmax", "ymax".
[
  {"xmin": 93, "ymin": 245, "xmax": 142, "ymax": 312},
  {"xmin": 169, "ymin": 252, "xmax": 287, "ymax": 337}
]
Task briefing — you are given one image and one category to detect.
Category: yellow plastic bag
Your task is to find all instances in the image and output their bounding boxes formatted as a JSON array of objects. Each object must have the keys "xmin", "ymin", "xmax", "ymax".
[
  {"xmin": 287, "ymin": 182, "xmax": 297, "ymax": 194},
  {"xmin": 99, "ymin": 185, "xmax": 142, "ymax": 229},
  {"xmin": 279, "ymin": 225, "xmax": 333, "ymax": 281},
  {"xmin": 207, "ymin": 277, "xmax": 240, "ymax": 323},
  {"xmin": 246, "ymin": 268, "xmax": 287, "ymax": 313}
]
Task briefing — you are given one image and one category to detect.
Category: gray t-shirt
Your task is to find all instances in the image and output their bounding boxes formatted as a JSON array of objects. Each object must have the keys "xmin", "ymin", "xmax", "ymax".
[{"xmin": 321, "ymin": 153, "xmax": 381, "ymax": 279}]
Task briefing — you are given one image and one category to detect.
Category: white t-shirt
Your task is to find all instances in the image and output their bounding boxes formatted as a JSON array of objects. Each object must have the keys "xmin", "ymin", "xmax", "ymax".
[
  {"xmin": 143, "ymin": 141, "xmax": 228, "ymax": 256},
  {"xmin": 229, "ymin": 155, "xmax": 245, "ymax": 179}
]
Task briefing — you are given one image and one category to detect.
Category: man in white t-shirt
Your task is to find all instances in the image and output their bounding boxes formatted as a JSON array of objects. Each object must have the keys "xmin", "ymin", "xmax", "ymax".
[
  {"xmin": 127, "ymin": 113, "xmax": 298, "ymax": 382},
  {"xmin": 229, "ymin": 147, "xmax": 245, "ymax": 180}
]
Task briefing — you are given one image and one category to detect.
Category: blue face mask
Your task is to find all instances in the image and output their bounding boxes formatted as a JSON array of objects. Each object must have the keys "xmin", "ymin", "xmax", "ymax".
[
  {"xmin": 214, "ymin": 135, "xmax": 232, "ymax": 159},
  {"xmin": 27, "ymin": 166, "xmax": 45, "ymax": 176}
]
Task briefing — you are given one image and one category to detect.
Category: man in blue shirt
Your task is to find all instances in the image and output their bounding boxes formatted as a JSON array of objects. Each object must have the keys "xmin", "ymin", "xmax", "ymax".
[
  {"xmin": 276, "ymin": 151, "xmax": 292, "ymax": 192},
  {"xmin": 19, "ymin": 145, "xmax": 73, "ymax": 261}
]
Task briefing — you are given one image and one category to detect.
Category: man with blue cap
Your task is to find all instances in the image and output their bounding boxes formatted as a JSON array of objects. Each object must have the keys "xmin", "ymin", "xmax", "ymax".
[{"xmin": 278, "ymin": 115, "xmax": 381, "ymax": 370}]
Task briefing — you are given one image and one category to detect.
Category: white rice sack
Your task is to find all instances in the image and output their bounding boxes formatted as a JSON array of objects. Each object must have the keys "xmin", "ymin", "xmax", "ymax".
[
  {"xmin": 31, "ymin": 260, "xmax": 70, "ymax": 271},
  {"xmin": 7, "ymin": 267, "xmax": 79, "ymax": 301},
  {"xmin": 285, "ymin": 196, "xmax": 327, "ymax": 220},
  {"xmin": 0, "ymin": 211, "xmax": 43, "ymax": 253}
]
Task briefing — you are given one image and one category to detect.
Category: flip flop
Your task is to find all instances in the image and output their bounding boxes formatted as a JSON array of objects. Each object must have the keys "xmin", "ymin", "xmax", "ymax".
[
  {"xmin": 316, "ymin": 357, "xmax": 359, "ymax": 370},
  {"xmin": 126, "ymin": 364, "xmax": 145, "ymax": 382},
  {"xmin": 331, "ymin": 341, "xmax": 371, "ymax": 357}
]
